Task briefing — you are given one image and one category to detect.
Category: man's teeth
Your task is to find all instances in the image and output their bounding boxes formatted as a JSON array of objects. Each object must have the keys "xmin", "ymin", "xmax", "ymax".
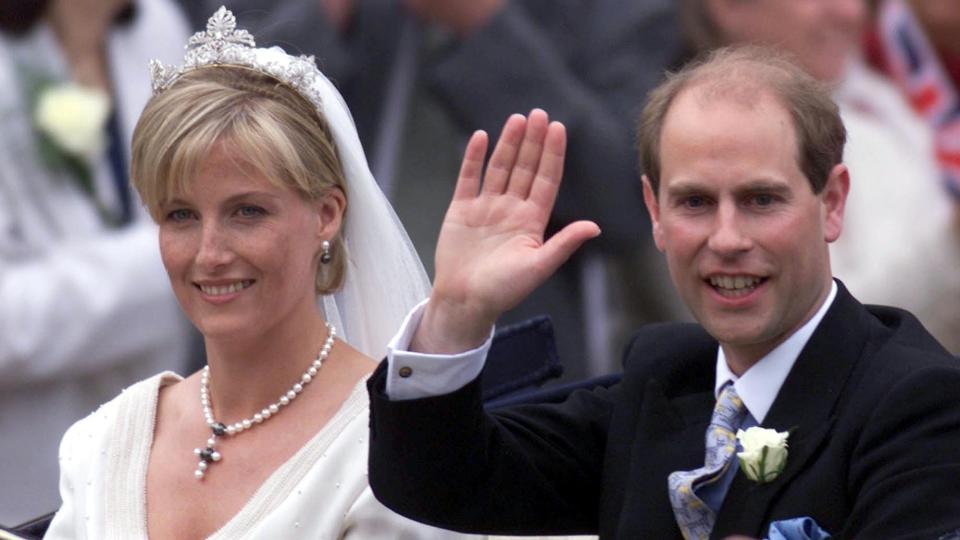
[
  {"xmin": 709, "ymin": 276, "xmax": 761, "ymax": 297},
  {"xmin": 200, "ymin": 281, "xmax": 253, "ymax": 296}
]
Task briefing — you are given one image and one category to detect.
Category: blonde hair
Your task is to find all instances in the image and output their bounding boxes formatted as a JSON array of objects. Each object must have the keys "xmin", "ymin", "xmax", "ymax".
[{"xmin": 131, "ymin": 66, "xmax": 348, "ymax": 294}]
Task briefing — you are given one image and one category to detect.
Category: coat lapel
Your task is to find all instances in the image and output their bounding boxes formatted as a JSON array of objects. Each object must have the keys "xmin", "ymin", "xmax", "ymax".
[
  {"xmin": 620, "ymin": 380, "xmax": 715, "ymax": 538},
  {"xmin": 713, "ymin": 283, "xmax": 871, "ymax": 537},
  {"xmin": 607, "ymin": 324, "xmax": 718, "ymax": 538}
]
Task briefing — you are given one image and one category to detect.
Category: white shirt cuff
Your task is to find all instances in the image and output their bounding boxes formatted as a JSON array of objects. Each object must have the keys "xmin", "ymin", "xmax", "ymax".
[{"xmin": 385, "ymin": 299, "xmax": 493, "ymax": 401}]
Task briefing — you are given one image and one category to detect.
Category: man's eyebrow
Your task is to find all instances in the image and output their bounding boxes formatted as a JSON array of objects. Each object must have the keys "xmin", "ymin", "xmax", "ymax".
[
  {"xmin": 664, "ymin": 179, "xmax": 793, "ymax": 198},
  {"xmin": 664, "ymin": 181, "xmax": 712, "ymax": 199},
  {"xmin": 734, "ymin": 180, "xmax": 793, "ymax": 196}
]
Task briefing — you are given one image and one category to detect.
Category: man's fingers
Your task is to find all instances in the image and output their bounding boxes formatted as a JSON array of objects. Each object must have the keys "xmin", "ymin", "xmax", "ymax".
[
  {"xmin": 537, "ymin": 220, "xmax": 601, "ymax": 277},
  {"xmin": 482, "ymin": 114, "xmax": 526, "ymax": 195},
  {"xmin": 528, "ymin": 121, "xmax": 567, "ymax": 214},
  {"xmin": 505, "ymin": 109, "xmax": 549, "ymax": 199},
  {"xmin": 453, "ymin": 130, "xmax": 488, "ymax": 201}
]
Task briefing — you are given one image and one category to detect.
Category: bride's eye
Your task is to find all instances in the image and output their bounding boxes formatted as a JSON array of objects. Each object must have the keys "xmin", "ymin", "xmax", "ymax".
[
  {"xmin": 236, "ymin": 205, "xmax": 267, "ymax": 218},
  {"xmin": 166, "ymin": 208, "xmax": 196, "ymax": 222}
]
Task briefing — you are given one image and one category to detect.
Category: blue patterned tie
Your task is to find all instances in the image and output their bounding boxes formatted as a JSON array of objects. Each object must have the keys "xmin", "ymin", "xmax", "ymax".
[{"xmin": 668, "ymin": 383, "xmax": 747, "ymax": 540}]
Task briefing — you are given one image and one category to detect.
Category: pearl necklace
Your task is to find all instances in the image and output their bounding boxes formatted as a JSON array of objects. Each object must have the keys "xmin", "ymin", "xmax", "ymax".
[{"xmin": 193, "ymin": 323, "xmax": 336, "ymax": 480}]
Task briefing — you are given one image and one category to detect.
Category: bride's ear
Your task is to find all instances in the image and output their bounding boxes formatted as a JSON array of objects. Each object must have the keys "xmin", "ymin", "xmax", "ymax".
[{"xmin": 313, "ymin": 186, "xmax": 346, "ymax": 240}]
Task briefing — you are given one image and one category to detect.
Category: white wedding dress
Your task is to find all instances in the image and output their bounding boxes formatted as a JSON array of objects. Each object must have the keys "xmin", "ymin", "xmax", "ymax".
[{"xmin": 45, "ymin": 372, "xmax": 474, "ymax": 539}]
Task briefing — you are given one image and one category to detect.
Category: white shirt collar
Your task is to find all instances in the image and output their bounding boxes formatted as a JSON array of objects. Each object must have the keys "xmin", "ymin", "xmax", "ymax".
[{"xmin": 714, "ymin": 281, "xmax": 838, "ymax": 423}]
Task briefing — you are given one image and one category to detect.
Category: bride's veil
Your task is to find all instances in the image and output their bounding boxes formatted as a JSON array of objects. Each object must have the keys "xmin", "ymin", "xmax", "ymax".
[{"xmin": 304, "ymin": 59, "xmax": 432, "ymax": 358}]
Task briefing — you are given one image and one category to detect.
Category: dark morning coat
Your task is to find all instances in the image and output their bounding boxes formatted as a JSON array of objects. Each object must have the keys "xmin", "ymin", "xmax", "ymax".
[{"xmin": 367, "ymin": 283, "xmax": 960, "ymax": 539}]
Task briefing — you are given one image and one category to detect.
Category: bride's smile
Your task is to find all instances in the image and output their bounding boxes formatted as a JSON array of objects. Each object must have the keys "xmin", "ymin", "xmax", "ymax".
[{"xmin": 157, "ymin": 143, "xmax": 336, "ymax": 341}]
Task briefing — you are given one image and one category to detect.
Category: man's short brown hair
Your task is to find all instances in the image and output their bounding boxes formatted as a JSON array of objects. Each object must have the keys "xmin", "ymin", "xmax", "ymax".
[{"xmin": 638, "ymin": 45, "xmax": 846, "ymax": 196}]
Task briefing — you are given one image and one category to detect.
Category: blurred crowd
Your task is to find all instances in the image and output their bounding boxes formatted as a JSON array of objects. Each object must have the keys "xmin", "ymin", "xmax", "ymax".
[{"xmin": 1, "ymin": 0, "xmax": 958, "ymax": 526}]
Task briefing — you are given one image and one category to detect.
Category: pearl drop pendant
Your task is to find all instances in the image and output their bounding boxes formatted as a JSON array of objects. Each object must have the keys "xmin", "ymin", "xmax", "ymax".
[{"xmin": 192, "ymin": 323, "xmax": 335, "ymax": 480}]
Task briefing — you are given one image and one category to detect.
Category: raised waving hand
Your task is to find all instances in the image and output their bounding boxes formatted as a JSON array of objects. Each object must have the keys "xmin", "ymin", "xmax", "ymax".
[{"xmin": 412, "ymin": 109, "xmax": 601, "ymax": 354}]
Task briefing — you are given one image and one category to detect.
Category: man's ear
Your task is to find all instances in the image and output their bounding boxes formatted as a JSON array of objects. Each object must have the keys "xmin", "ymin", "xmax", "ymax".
[
  {"xmin": 821, "ymin": 164, "xmax": 849, "ymax": 243},
  {"xmin": 642, "ymin": 174, "xmax": 666, "ymax": 252},
  {"xmin": 313, "ymin": 186, "xmax": 347, "ymax": 241}
]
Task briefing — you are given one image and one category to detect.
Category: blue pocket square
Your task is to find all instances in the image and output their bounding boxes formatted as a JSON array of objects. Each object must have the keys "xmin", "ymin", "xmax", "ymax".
[{"xmin": 766, "ymin": 517, "xmax": 831, "ymax": 540}]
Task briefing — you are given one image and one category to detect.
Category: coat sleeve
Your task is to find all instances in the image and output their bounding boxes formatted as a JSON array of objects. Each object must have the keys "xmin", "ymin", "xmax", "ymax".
[
  {"xmin": 844, "ymin": 363, "xmax": 960, "ymax": 538},
  {"xmin": 367, "ymin": 360, "xmax": 617, "ymax": 536}
]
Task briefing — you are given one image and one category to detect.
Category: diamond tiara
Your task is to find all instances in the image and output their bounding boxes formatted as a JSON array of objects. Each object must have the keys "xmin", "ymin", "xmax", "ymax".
[{"xmin": 149, "ymin": 6, "xmax": 325, "ymax": 114}]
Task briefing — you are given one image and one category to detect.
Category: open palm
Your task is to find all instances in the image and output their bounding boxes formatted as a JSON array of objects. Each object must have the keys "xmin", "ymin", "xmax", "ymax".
[{"xmin": 416, "ymin": 110, "xmax": 600, "ymax": 353}]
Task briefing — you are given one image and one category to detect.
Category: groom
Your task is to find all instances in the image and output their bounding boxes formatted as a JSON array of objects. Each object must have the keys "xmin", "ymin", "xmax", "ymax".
[{"xmin": 366, "ymin": 46, "xmax": 960, "ymax": 538}]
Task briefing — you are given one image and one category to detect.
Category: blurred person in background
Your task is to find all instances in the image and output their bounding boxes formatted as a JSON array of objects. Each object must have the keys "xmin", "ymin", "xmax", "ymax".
[
  {"xmin": 862, "ymin": 0, "xmax": 960, "ymax": 351},
  {"xmin": 866, "ymin": 0, "xmax": 960, "ymax": 205},
  {"xmin": 180, "ymin": 0, "xmax": 688, "ymax": 380},
  {"xmin": 679, "ymin": 0, "xmax": 960, "ymax": 352},
  {"xmin": 0, "ymin": 0, "xmax": 193, "ymax": 525}
]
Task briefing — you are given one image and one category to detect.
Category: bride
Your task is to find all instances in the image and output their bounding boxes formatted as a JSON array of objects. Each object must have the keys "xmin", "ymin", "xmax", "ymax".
[{"xmin": 44, "ymin": 7, "xmax": 469, "ymax": 539}]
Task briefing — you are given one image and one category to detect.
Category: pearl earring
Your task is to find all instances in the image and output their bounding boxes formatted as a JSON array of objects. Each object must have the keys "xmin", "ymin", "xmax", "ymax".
[{"xmin": 320, "ymin": 240, "xmax": 332, "ymax": 264}]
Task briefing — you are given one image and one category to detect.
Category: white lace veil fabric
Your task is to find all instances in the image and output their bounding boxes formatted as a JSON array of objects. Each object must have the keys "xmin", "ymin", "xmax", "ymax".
[
  {"xmin": 250, "ymin": 46, "xmax": 432, "ymax": 359},
  {"xmin": 151, "ymin": 8, "xmax": 431, "ymax": 358},
  {"xmin": 309, "ymin": 59, "xmax": 432, "ymax": 358}
]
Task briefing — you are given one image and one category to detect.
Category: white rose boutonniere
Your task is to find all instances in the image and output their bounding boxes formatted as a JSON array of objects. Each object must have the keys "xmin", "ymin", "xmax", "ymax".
[
  {"xmin": 34, "ymin": 83, "xmax": 110, "ymax": 160},
  {"xmin": 736, "ymin": 426, "xmax": 789, "ymax": 484}
]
